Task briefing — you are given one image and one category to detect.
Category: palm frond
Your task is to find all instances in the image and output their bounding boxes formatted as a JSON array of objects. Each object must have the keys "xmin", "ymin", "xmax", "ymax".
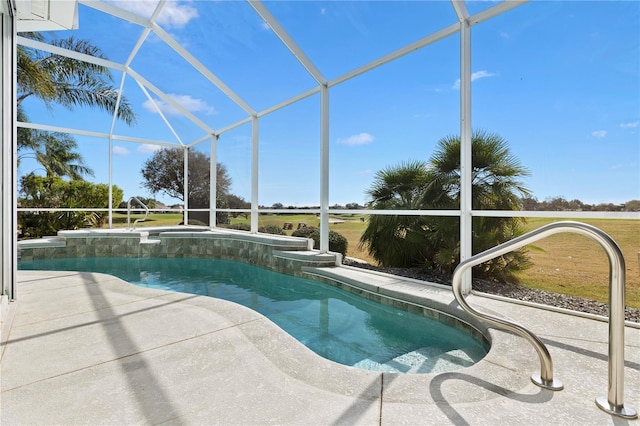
[{"xmin": 17, "ymin": 35, "xmax": 138, "ymax": 126}]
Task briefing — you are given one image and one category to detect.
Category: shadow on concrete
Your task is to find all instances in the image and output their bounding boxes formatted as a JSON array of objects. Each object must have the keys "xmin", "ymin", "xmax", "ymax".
[
  {"xmin": 81, "ymin": 272, "xmax": 186, "ymax": 424},
  {"xmin": 4, "ymin": 293, "xmax": 200, "ymax": 346},
  {"xmin": 541, "ymin": 337, "xmax": 640, "ymax": 371},
  {"xmin": 428, "ymin": 371, "xmax": 554, "ymax": 426},
  {"xmin": 16, "ymin": 271, "xmax": 83, "ymax": 285},
  {"xmin": 332, "ymin": 373, "xmax": 391, "ymax": 425}
]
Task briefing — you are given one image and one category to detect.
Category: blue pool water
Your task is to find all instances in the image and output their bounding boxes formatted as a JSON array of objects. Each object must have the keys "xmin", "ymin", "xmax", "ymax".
[{"xmin": 19, "ymin": 257, "xmax": 488, "ymax": 373}]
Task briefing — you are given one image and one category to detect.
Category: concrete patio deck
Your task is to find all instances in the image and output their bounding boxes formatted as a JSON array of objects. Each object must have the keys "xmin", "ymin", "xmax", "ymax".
[{"xmin": 1, "ymin": 270, "xmax": 638, "ymax": 425}]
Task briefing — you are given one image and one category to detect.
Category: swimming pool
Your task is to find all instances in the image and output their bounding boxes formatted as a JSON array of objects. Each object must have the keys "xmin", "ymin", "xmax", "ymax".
[{"xmin": 19, "ymin": 256, "xmax": 488, "ymax": 373}]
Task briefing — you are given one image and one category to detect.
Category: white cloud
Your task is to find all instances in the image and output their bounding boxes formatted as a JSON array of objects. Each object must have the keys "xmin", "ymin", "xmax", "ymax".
[
  {"xmin": 592, "ymin": 130, "xmax": 607, "ymax": 138},
  {"xmin": 620, "ymin": 121, "xmax": 640, "ymax": 128},
  {"xmin": 108, "ymin": 0, "xmax": 198, "ymax": 29},
  {"xmin": 143, "ymin": 94, "xmax": 216, "ymax": 116},
  {"xmin": 260, "ymin": 21, "xmax": 270, "ymax": 31},
  {"xmin": 158, "ymin": 1, "xmax": 198, "ymax": 28},
  {"xmin": 137, "ymin": 144, "xmax": 164, "ymax": 153},
  {"xmin": 320, "ymin": 7, "xmax": 327, "ymax": 15},
  {"xmin": 337, "ymin": 133, "xmax": 374, "ymax": 146},
  {"xmin": 452, "ymin": 70, "xmax": 498, "ymax": 89},
  {"xmin": 499, "ymin": 31, "xmax": 510, "ymax": 39},
  {"xmin": 112, "ymin": 146, "xmax": 129, "ymax": 155}
]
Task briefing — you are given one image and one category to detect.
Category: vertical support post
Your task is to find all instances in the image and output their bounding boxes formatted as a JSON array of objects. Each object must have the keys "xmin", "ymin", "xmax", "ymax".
[
  {"xmin": 209, "ymin": 134, "xmax": 217, "ymax": 228},
  {"xmin": 251, "ymin": 115, "xmax": 259, "ymax": 233},
  {"xmin": 183, "ymin": 146, "xmax": 189, "ymax": 225},
  {"xmin": 319, "ymin": 85, "xmax": 330, "ymax": 253},
  {"xmin": 0, "ymin": 5, "xmax": 16, "ymax": 300},
  {"xmin": 107, "ymin": 72, "xmax": 125, "ymax": 230},
  {"xmin": 9, "ymin": 6, "xmax": 15, "ymax": 301},
  {"xmin": 459, "ymin": 16, "xmax": 473, "ymax": 294},
  {"xmin": 108, "ymin": 136, "xmax": 113, "ymax": 228},
  {"xmin": 0, "ymin": 10, "xmax": 6, "ymax": 300}
]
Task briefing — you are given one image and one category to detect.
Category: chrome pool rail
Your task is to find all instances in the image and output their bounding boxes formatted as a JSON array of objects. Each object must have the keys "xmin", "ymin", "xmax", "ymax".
[
  {"xmin": 126, "ymin": 197, "xmax": 149, "ymax": 231},
  {"xmin": 452, "ymin": 220, "xmax": 637, "ymax": 419}
]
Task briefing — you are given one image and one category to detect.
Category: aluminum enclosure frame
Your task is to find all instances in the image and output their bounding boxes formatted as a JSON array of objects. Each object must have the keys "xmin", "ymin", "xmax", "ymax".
[
  {"xmin": 7, "ymin": 0, "xmax": 638, "ymax": 301},
  {"xmin": 1, "ymin": 0, "xmax": 16, "ymax": 301}
]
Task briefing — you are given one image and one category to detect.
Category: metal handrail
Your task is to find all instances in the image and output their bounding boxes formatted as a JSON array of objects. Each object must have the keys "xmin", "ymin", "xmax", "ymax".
[
  {"xmin": 126, "ymin": 197, "xmax": 149, "ymax": 231},
  {"xmin": 452, "ymin": 221, "xmax": 637, "ymax": 419}
]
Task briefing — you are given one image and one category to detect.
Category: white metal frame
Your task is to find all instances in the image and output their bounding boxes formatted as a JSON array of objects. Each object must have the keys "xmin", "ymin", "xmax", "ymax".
[
  {"xmin": 453, "ymin": 0, "xmax": 473, "ymax": 292},
  {"xmin": 1, "ymin": 0, "xmax": 16, "ymax": 300},
  {"xmin": 7, "ymin": 0, "xmax": 639, "ymax": 301}
]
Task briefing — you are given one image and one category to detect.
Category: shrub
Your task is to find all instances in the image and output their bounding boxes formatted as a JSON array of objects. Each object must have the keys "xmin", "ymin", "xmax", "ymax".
[
  {"xmin": 221, "ymin": 223, "xmax": 250, "ymax": 231},
  {"xmin": 327, "ymin": 230, "xmax": 348, "ymax": 258},
  {"xmin": 292, "ymin": 226, "xmax": 348, "ymax": 258},
  {"xmin": 18, "ymin": 175, "xmax": 123, "ymax": 238},
  {"xmin": 291, "ymin": 226, "xmax": 318, "ymax": 238},
  {"xmin": 218, "ymin": 223, "xmax": 286, "ymax": 236},
  {"xmin": 180, "ymin": 219, "xmax": 208, "ymax": 226},
  {"xmin": 258, "ymin": 224, "xmax": 285, "ymax": 235}
]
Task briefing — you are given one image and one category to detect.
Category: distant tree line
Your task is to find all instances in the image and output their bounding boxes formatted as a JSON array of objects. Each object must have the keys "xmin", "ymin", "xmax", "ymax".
[
  {"xmin": 261, "ymin": 202, "xmax": 365, "ymax": 211},
  {"xmin": 259, "ymin": 199, "xmax": 638, "ymax": 213},
  {"xmin": 522, "ymin": 197, "xmax": 640, "ymax": 212}
]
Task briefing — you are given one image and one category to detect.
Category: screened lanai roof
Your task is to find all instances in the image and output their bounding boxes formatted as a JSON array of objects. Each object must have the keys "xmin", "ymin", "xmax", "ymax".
[
  {"xmin": 18, "ymin": 0, "xmax": 517, "ymax": 145},
  {"xmin": 15, "ymin": 0, "xmax": 640, "ymax": 211}
]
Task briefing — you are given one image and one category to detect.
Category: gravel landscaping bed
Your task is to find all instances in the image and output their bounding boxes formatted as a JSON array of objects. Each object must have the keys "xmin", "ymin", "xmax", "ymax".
[{"xmin": 343, "ymin": 259, "xmax": 640, "ymax": 323}]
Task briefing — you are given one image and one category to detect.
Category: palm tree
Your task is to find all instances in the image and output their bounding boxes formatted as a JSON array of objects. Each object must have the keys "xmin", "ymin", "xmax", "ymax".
[
  {"xmin": 427, "ymin": 130, "xmax": 531, "ymax": 280},
  {"xmin": 359, "ymin": 161, "xmax": 436, "ymax": 267},
  {"xmin": 16, "ymin": 104, "xmax": 35, "ymax": 162},
  {"xmin": 17, "ymin": 105, "xmax": 93, "ymax": 180},
  {"xmin": 429, "ymin": 129, "xmax": 530, "ymax": 211},
  {"xmin": 33, "ymin": 132, "xmax": 94, "ymax": 180},
  {"xmin": 17, "ymin": 33, "xmax": 136, "ymax": 180},
  {"xmin": 360, "ymin": 130, "xmax": 531, "ymax": 282},
  {"xmin": 17, "ymin": 33, "xmax": 136, "ymax": 125}
]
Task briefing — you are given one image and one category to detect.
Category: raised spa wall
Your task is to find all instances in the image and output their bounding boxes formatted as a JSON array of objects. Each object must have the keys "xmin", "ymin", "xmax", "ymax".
[{"xmin": 18, "ymin": 227, "xmax": 341, "ymax": 277}]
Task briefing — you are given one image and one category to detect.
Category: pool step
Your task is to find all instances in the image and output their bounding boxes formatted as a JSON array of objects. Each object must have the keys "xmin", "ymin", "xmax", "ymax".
[
  {"xmin": 353, "ymin": 346, "xmax": 485, "ymax": 374},
  {"xmin": 17, "ymin": 236, "xmax": 66, "ymax": 249},
  {"xmin": 273, "ymin": 250, "xmax": 340, "ymax": 267},
  {"xmin": 140, "ymin": 237, "xmax": 162, "ymax": 245}
]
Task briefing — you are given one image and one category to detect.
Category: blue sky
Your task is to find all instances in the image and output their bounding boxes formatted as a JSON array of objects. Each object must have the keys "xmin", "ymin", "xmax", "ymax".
[{"xmin": 18, "ymin": 1, "xmax": 640, "ymax": 207}]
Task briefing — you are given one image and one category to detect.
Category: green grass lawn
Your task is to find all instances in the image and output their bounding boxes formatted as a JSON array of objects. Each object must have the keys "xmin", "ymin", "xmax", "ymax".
[
  {"xmin": 109, "ymin": 212, "xmax": 640, "ymax": 308},
  {"xmin": 109, "ymin": 213, "xmax": 184, "ymax": 227},
  {"xmin": 515, "ymin": 217, "xmax": 640, "ymax": 309}
]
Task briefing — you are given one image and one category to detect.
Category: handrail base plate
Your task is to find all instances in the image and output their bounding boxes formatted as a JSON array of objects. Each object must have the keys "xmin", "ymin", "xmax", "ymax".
[
  {"xmin": 596, "ymin": 396, "xmax": 638, "ymax": 419},
  {"xmin": 531, "ymin": 373, "xmax": 563, "ymax": 391}
]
